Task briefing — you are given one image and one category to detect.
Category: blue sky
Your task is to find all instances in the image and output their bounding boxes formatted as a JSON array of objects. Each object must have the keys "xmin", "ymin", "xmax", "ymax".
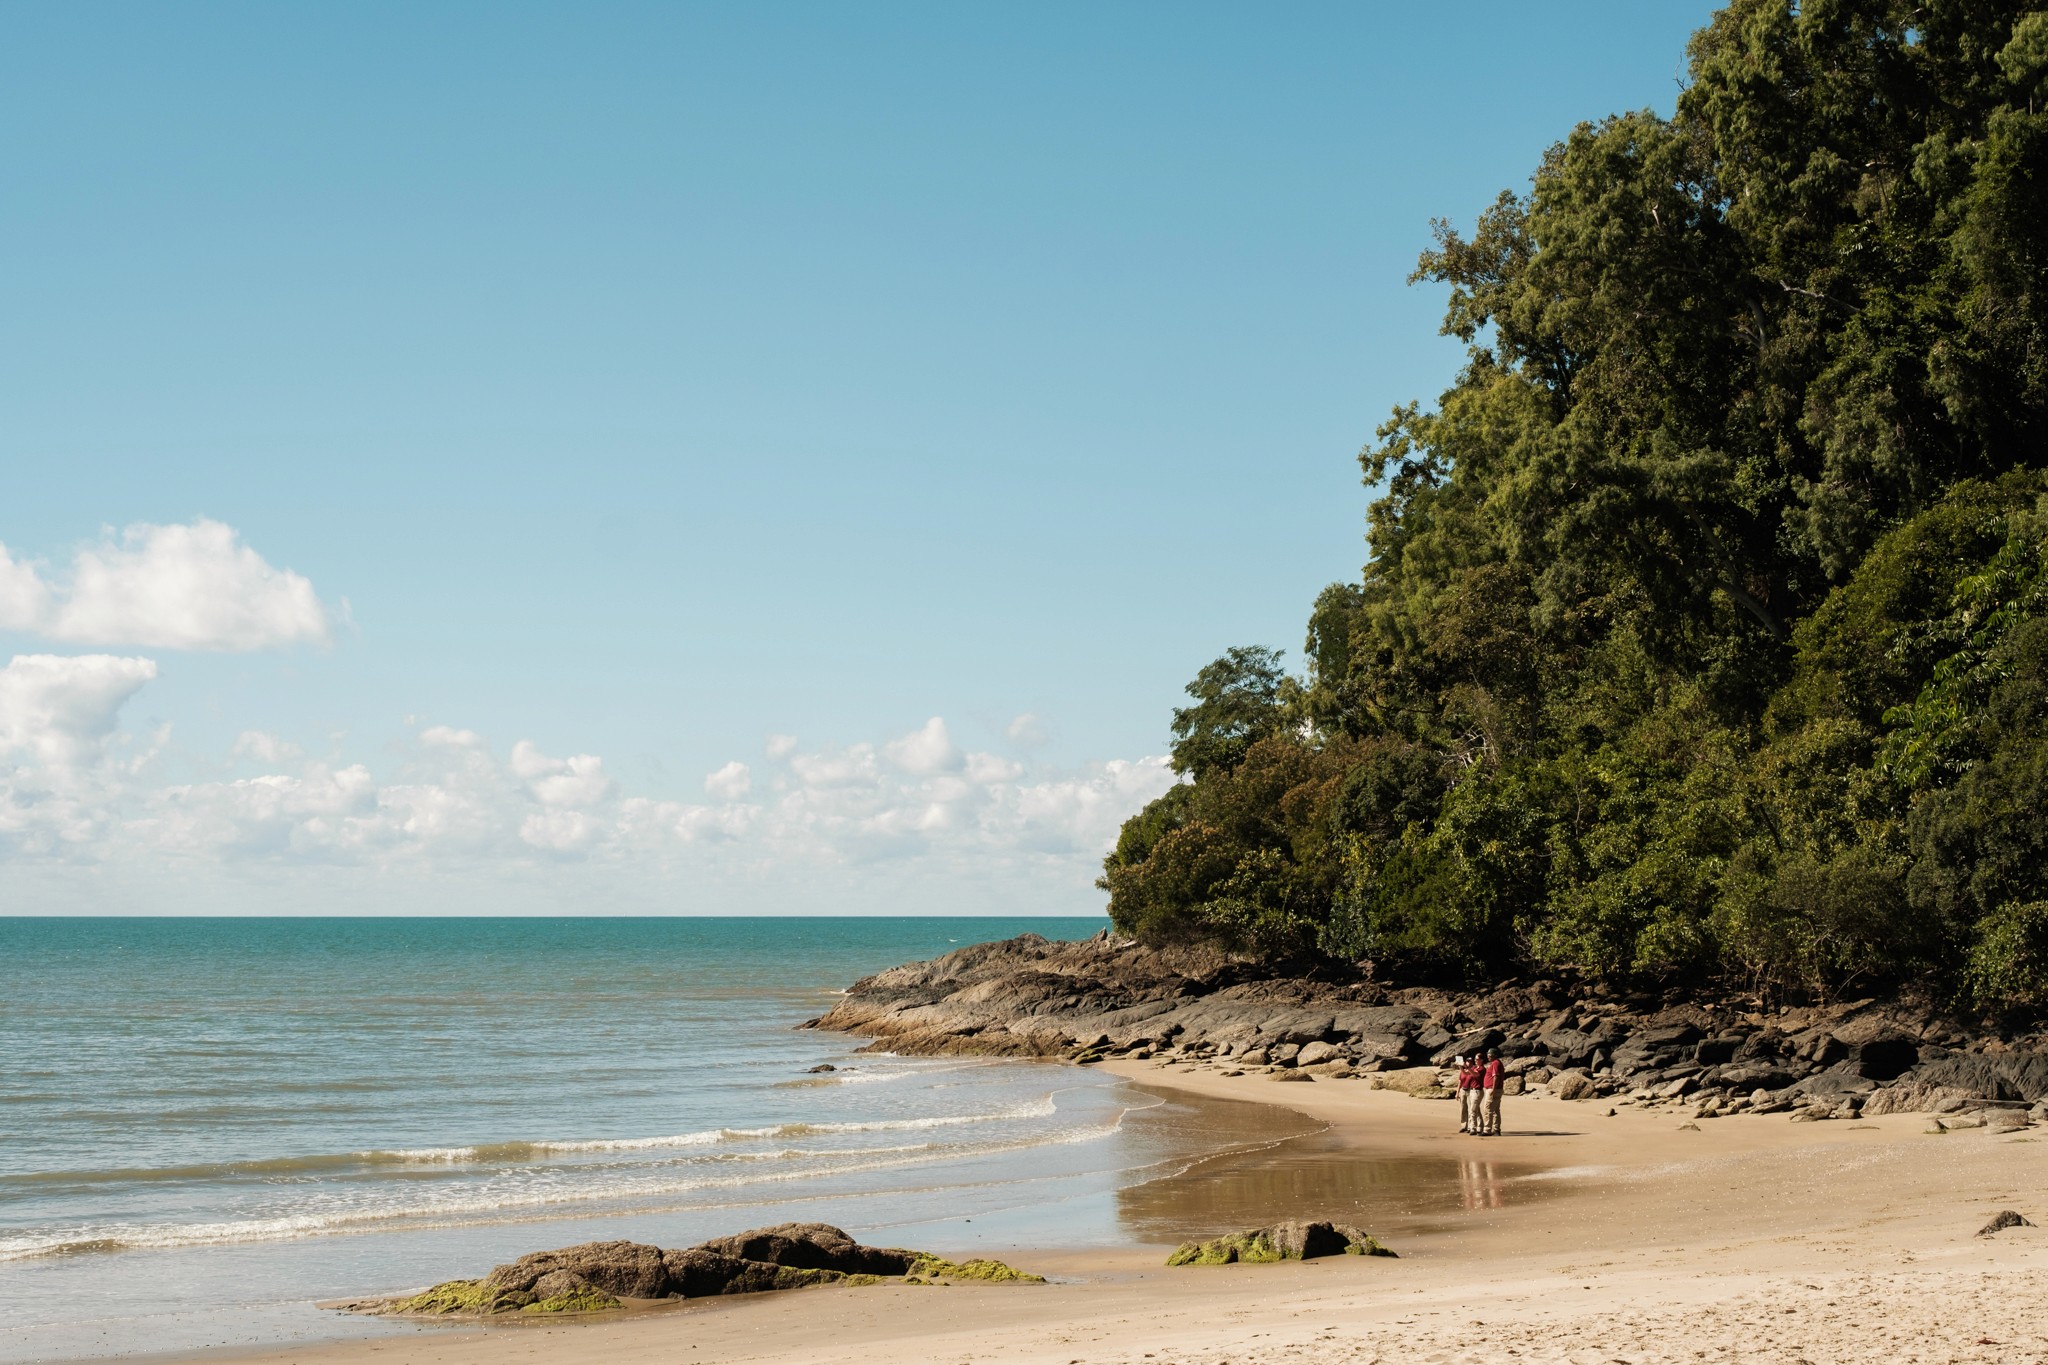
[{"xmin": 0, "ymin": 2, "xmax": 1714, "ymax": 914}]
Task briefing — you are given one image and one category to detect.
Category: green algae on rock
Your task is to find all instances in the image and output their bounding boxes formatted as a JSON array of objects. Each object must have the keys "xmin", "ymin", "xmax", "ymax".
[
  {"xmin": 382, "ymin": 1278, "xmax": 625, "ymax": 1317},
  {"xmin": 357, "ymin": 1224, "xmax": 1042, "ymax": 1319},
  {"xmin": 1166, "ymin": 1232, "xmax": 1284, "ymax": 1266},
  {"xmin": 523, "ymin": 1286, "xmax": 626, "ymax": 1314},
  {"xmin": 1167, "ymin": 1219, "xmax": 1395, "ymax": 1267},
  {"xmin": 904, "ymin": 1255, "xmax": 1046, "ymax": 1283}
]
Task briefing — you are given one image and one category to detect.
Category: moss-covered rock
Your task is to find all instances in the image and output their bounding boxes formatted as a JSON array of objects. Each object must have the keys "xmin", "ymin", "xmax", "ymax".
[
  {"xmin": 351, "ymin": 1223, "xmax": 1038, "ymax": 1319},
  {"xmin": 522, "ymin": 1286, "xmax": 623, "ymax": 1314},
  {"xmin": 1167, "ymin": 1221, "xmax": 1395, "ymax": 1266},
  {"xmin": 1342, "ymin": 1232, "xmax": 1396, "ymax": 1257},
  {"xmin": 904, "ymin": 1255, "xmax": 1046, "ymax": 1283},
  {"xmin": 383, "ymin": 1280, "xmax": 528, "ymax": 1316},
  {"xmin": 1166, "ymin": 1232, "xmax": 1285, "ymax": 1265}
]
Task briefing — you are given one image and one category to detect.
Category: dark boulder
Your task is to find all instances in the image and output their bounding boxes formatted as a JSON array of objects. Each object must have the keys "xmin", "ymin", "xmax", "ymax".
[
  {"xmin": 1786, "ymin": 1027, "xmax": 1848, "ymax": 1067},
  {"xmin": 1792, "ymin": 1065, "xmax": 1877, "ymax": 1098},
  {"xmin": 1611, "ymin": 1024, "xmax": 1702, "ymax": 1075},
  {"xmin": 1693, "ymin": 1036, "xmax": 1742, "ymax": 1066},
  {"xmin": 1414, "ymin": 1025, "xmax": 1454, "ymax": 1053},
  {"xmin": 1844, "ymin": 1034, "xmax": 1919, "ymax": 1082},
  {"xmin": 1734, "ymin": 1031, "xmax": 1789, "ymax": 1063},
  {"xmin": 1538, "ymin": 1028, "xmax": 1599, "ymax": 1068},
  {"xmin": 1712, "ymin": 1062, "xmax": 1800, "ymax": 1092},
  {"xmin": 660, "ymin": 1249, "xmax": 751, "ymax": 1297},
  {"xmin": 1430, "ymin": 1028, "xmax": 1504, "ymax": 1065},
  {"xmin": 484, "ymin": 1240, "xmax": 672, "ymax": 1300},
  {"xmin": 1632, "ymin": 1023, "xmax": 1704, "ymax": 1050},
  {"xmin": 657, "ymin": 1248, "xmax": 836, "ymax": 1296},
  {"xmin": 694, "ymin": 1222, "xmax": 917, "ymax": 1276},
  {"xmin": 1586, "ymin": 1017, "xmax": 1631, "ymax": 1046},
  {"xmin": 1905, "ymin": 1053, "xmax": 2048, "ymax": 1102}
]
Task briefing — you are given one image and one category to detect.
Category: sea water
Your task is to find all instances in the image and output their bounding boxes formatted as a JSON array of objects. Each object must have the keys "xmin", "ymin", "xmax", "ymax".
[{"xmin": 0, "ymin": 917, "xmax": 1317, "ymax": 1362}]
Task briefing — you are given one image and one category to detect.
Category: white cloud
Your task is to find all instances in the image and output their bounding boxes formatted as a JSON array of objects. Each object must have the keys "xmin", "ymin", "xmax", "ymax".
[
  {"xmin": 765, "ymin": 733, "xmax": 798, "ymax": 760},
  {"xmin": 520, "ymin": 808, "xmax": 599, "ymax": 854},
  {"xmin": 0, "ymin": 547, "xmax": 51, "ymax": 631},
  {"xmin": 704, "ymin": 760, "xmax": 751, "ymax": 800},
  {"xmin": 1006, "ymin": 712, "xmax": 1049, "ymax": 748},
  {"xmin": 0, "ymin": 653, "xmax": 160, "ymax": 854},
  {"xmin": 884, "ymin": 716, "xmax": 962, "ymax": 775},
  {"xmin": 422, "ymin": 725, "xmax": 485, "ymax": 749},
  {"xmin": 790, "ymin": 742, "xmax": 877, "ymax": 788},
  {"xmin": 0, "ymin": 654, "xmax": 158, "ymax": 776},
  {"xmin": 511, "ymin": 741, "xmax": 614, "ymax": 807},
  {"xmin": 37, "ymin": 520, "xmax": 328, "ymax": 651},
  {"xmin": 231, "ymin": 730, "xmax": 303, "ymax": 765},
  {"xmin": 0, "ymin": 672, "xmax": 1172, "ymax": 911}
]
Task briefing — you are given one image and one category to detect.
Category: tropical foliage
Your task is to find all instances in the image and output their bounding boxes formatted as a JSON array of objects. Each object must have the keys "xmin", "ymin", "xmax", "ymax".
[{"xmin": 1102, "ymin": 1, "xmax": 2048, "ymax": 1011}]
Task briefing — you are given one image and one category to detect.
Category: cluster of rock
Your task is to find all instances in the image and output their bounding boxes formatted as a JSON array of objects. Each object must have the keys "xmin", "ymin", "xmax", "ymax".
[
  {"xmin": 1166, "ymin": 1219, "xmax": 1395, "ymax": 1266},
  {"xmin": 808, "ymin": 932, "xmax": 2048, "ymax": 1121},
  {"xmin": 349, "ymin": 1223, "xmax": 1040, "ymax": 1318}
]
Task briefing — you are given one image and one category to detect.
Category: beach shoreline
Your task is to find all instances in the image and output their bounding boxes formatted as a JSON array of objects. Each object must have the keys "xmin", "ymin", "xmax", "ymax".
[{"xmin": 121, "ymin": 1059, "xmax": 2048, "ymax": 1365}]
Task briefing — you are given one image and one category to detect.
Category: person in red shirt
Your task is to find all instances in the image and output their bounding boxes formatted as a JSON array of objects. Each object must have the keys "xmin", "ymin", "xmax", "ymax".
[
  {"xmin": 1456, "ymin": 1054, "xmax": 1482, "ymax": 1133},
  {"xmin": 1480, "ymin": 1049, "xmax": 1506, "ymax": 1135}
]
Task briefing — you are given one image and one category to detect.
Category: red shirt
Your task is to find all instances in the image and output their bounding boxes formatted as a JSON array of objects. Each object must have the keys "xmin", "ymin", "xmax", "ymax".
[
  {"xmin": 1482, "ymin": 1059, "xmax": 1504, "ymax": 1089},
  {"xmin": 1458, "ymin": 1062, "xmax": 1480, "ymax": 1089}
]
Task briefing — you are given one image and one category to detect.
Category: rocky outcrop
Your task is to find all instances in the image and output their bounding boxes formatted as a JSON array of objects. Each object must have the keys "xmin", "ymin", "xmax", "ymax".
[
  {"xmin": 808, "ymin": 932, "xmax": 1434, "ymax": 1064},
  {"xmin": 358, "ymin": 1223, "xmax": 1033, "ymax": 1317},
  {"xmin": 809, "ymin": 932, "xmax": 2048, "ymax": 1120}
]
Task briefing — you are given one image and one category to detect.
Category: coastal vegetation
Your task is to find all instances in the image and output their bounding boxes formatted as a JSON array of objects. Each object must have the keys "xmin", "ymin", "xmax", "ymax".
[{"xmin": 1101, "ymin": 0, "xmax": 2048, "ymax": 1012}]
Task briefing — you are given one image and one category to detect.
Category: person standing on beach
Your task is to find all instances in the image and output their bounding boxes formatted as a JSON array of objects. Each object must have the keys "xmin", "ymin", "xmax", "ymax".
[
  {"xmin": 1481, "ymin": 1049, "xmax": 1505, "ymax": 1136},
  {"xmin": 1456, "ymin": 1055, "xmax": 1481, "ymax": 1133}
]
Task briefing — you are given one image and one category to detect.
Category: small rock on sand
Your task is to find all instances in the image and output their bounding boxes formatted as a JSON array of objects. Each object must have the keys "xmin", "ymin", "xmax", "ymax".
[{"xmin": 1980, "ymin": 1210, "xmax": 2034, "ymax": 1236}]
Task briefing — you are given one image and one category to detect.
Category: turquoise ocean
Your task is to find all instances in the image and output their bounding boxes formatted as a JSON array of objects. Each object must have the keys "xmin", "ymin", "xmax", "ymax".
[{"xmin": 0, "ymin": 917, "xmax": 1320, "ymax": 1363}]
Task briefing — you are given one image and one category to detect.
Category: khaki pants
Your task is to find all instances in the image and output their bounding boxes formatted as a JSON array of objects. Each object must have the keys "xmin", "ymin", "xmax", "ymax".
[
  {"xmin": 1460, "ymin": 1087, "xmax": 1481, "ymax": 1131},
  {"xmin": 1483, "ymin": 1084, "xmax": 1503, "ymax": 1134}
]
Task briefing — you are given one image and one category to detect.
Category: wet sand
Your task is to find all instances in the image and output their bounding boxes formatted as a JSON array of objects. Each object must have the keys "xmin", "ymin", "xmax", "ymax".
[{"xmin": 150, "ymin": 1062, "xmax": 2048, "ymax": 1365}]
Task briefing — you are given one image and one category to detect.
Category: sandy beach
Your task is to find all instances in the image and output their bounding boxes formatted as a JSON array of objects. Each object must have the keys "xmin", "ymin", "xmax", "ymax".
[{"xmin": 148, "ymin": 1058, "xmax": 2048, "ymax": 1365}]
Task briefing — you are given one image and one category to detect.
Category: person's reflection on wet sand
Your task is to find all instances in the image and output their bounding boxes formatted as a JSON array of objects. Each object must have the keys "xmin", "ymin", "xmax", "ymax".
[{"xmin": 1457, "ymin": 1159, "xmax": 1506, "ymax": 1210}]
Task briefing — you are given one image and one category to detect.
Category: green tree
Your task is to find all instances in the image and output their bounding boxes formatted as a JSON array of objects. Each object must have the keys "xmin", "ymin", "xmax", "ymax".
[{"xmin": 1104, "ymin": 2, "xmax": 2048, "ymax": 1008}]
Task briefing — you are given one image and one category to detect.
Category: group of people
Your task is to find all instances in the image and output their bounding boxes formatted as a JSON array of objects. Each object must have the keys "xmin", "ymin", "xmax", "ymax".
[{"xmin": 1456, "ymin": 1050, "xmax": 1505, "ymax": 1136}]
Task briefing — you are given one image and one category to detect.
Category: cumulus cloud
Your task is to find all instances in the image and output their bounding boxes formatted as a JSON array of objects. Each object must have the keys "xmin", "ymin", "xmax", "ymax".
[
  {"xmin": 231, "ymin": 730, "xmax": 303, "ymax": 766},
  {"xmin": 764, "ymin": 733, "xmax": 798, "ymax": 760},
  {"xmin": 520, "ymin": 808, "xmax": 599, "ymax": 854},
  {"xmin": 884, "ymin": 717, "xmax": 962, "ymax": 775},
  {"xmin": 0, "ymin": 659, "xmax": 1173, "ymax": 906},
  {"xmin": 0, "ymin": 547, "xmax": 51, "ymax": 631},
  {"xmin": 0, "ymin": 519, "xmax": 328, "ymax": 652},
  {"xmin": 509, "ymin": 740, "xmax": 614, "ymax": 807},
  {"xmin": 704, "ymin": 760, "xmax": 751, "ymax": 800},
  {"xmin": 0, "ymin": 654, "xmax": 159, "ymax": 776},
  {"xmin": 1006, "ymin": 712, "xmax": 1048, "ymax": 748},
  {"xmin": 0, "ymin": 653, "xmax": 160, "ymax": 853}
]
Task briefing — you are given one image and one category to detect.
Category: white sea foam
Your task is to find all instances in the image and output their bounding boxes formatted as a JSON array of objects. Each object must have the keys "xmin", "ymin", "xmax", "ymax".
[
  {"xmin": 0, "ymin": 1113, "xmax": 1129, "ymax": 1263},
  {"xmin": 512, "ymin": 1097, "xmax": 1061, "ymax": 1154}
]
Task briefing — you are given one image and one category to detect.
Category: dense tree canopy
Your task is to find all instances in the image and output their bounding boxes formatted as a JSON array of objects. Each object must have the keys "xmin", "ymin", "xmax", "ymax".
[{"xmin": 1102, "ymin": 1, "xmax": 2048, "ymax": 1013}]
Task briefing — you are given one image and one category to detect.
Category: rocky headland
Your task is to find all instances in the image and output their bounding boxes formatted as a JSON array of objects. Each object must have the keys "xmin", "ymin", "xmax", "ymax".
[{"xmin": 807, "ymin": 931, "xmax": 2048, "ymax": 1123}]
